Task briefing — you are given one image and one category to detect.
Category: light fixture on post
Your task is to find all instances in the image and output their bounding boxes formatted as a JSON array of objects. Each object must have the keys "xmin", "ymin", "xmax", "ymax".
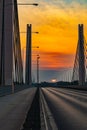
[
  {"xmin": 37, "ymin": 55, "xmax": 40, "ymax": 84},
  {"xmin": 17, "ymin": 3, "xmax": 38, "ymax": 6}
]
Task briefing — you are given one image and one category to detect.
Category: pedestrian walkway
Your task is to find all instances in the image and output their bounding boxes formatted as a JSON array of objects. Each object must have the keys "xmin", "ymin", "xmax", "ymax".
[{"xmin": 0, "ymin": 87, "xmax": 37, "ymax": 130}]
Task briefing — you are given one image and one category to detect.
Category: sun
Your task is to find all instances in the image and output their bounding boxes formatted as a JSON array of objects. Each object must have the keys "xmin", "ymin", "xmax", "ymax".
[{"xmin": 51, "ymin": 79, "xmax": 57, "ymax": 83}]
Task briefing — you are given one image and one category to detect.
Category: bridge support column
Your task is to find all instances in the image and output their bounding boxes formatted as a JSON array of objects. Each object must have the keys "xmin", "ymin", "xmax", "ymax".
[
  {"xmin": 78, "ymin": 24, "xmax": 85, "ymax": 86},
  {"xmin": 0, "ymin": 0, "xmax": 13, "ymax": 85},
  {"xmin": 0, "ymin": 0, "xmax": 23, "ymax": 86},
  {"xmin": 25, "ymin": 24, "xmax": 32, "ymax": 86}
]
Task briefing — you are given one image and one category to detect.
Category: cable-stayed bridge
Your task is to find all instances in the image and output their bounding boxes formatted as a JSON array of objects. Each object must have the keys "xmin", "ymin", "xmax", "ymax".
[
  {"xmin": 72, "ymin": 24, "xmax": 87, "ymax": 86},
  {"xmin": 0, "ymin": 0, "xmax": 87, "ymax": 130},
  {"xmin": 0, "ymin": 1, "xmax": 87, "ymax": 86},
  {"xmin": 0, "ymin": 0, "xmax": 23, "ymax": 85}
]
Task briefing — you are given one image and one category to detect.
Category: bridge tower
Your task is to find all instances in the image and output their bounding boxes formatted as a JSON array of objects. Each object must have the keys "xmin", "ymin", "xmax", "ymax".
[
  {"xmin": 0, "ymin": 0, "xmax": 23, "ymax": 85},
  {"xmin": 25, "ymin": 24, "xmax": 32, "ymax": 86},
  {"xmin": 72, "ymin": 24, "xmax": 85, "ymax": 86},
  {"xmin": 78, "ymin": 24, "xmax": 85, "ymax": 85},
  {"xmin": 0, "ymin": 0, "xmax": 13, "ymax": 85}
]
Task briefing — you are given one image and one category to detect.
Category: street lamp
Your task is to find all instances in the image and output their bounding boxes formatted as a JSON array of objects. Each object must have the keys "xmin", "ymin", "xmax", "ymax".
[
  {"xmin": 7, "ymin": 2, "xmax": 38, "ymax": 6},
  {"xmin": 20, "ymin": 31, "xmax": 39, "ymax": 34},
  {"xmin": 0, "ymin": 0, "xmax": 5, "ymax": 85},
  {"xmin": 37, "ymin": 55, "xmax": 40, "ymax": 84},
  {"xmin": 17, "ymin": 3, "xmax": 38, "ymax": 6}
]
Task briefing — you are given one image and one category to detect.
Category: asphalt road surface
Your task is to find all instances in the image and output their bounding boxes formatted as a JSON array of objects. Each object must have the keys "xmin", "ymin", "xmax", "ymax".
[
  {"xmin": 0, "ymin": 87, "xmax": 37, "ymax": 130},
  {"xmin": 42, "ymin": 87, "xmax": 87, "ymax": 130}
]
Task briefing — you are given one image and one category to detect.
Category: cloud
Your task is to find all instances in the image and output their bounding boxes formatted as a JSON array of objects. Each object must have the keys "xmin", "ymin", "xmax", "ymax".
[
  {"xmin": 32, "ymin": 51, "xmax": 74, "ymax": 69},
  {"xmin": 18, "ymin": 0, "xmax": 87, "ymax": 36},
  {"xmin": 18, "ymin": 0, "xmax": 87, "ymax": 70}
]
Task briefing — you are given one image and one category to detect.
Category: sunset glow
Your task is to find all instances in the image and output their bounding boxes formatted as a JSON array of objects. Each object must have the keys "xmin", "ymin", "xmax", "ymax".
[
  {"xmin": 51, "ymin": 79, "xmax": 57, "ymax": 83},
  {"xmin": 18, "ymin": 0, "xmax": 87, "ymax": 70}
]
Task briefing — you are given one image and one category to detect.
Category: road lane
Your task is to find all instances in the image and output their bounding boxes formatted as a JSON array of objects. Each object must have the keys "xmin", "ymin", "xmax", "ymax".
[
  {"xmin": 42, "ymin": 87, "xmax": 87, "ymax": 130},
  {"xmin": 0, "ymin": 87, "xmax": 37, "ymax": 130}
]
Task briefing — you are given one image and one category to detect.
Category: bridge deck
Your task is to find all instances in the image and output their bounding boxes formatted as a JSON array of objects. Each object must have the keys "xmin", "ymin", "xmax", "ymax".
[
  {"xmin": 0, "ymin": 87, "xmax": 37, "ymax": 130},
  {"xmin": 41, "ymin": 87, "xmax": 87, "ymax": 130}
]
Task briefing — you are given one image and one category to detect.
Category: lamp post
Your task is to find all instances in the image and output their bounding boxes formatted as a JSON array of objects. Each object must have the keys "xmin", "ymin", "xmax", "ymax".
[
  {"xmin": 20, "ymin": 32, "xmax": 39, "ymax": 34},
  {"xmin": 7, "ymin": 2, "xmax": 38, "ymax": 6},
  {"xmin": 37, "ymin": 55, "xmax": 40, "ymax": 84},
  {"xmin": 17, "ymin": 3, "xmax": 38, "ymax": 6},
  {"xmin": 0, "ymin": 0, "xmax": 5, "ymax": 85}
]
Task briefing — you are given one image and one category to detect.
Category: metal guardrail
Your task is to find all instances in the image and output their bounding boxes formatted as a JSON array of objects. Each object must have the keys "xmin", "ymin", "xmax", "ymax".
[{"xmin": 0, "ymin": 85, "xmax": 32, "ymax": 97}]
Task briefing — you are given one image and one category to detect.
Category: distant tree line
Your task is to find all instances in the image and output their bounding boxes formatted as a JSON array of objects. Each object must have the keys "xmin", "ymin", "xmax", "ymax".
[{"xmin": 33, "ymin": 80, "xmax": 79, "ymax": 87}]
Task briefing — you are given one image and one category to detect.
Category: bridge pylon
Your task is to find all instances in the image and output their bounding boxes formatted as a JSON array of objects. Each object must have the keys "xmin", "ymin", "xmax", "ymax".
[
  {"xmin": 0, "ymin": 0, "xmax": 23, "ymax": 86},
  {"xmin": 25, "ymin": 24, "xmax": 32, "ymax": 86},
  {"xmin": 72, "ymin": 24, "xmax": 86, "ymax": 86},
  {"xmin": 78, "ymin": 24, "xmax": 85, "ymax": 85}
]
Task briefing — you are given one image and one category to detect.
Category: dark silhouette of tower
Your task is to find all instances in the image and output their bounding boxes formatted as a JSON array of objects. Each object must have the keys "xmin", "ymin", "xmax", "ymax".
[
  {"xmin": 25, "ymin": 24, "xmax": 32, "ymax": 86},
  {"xmin": 78, "ymin": 24, "xmax": 85, "ymax": 85},
  {"xmin": 0, "ymin": 0, "xmax": 23, "ymax": 85},
  {"xmin": 0, "ymin": 0, "xmax": 13, "ymax": 85}
]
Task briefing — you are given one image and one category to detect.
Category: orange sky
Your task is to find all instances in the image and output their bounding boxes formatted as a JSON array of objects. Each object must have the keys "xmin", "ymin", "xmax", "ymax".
[{"xmin": 18, "ymin": 0, "xmax": 87, "ymax": 70}]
